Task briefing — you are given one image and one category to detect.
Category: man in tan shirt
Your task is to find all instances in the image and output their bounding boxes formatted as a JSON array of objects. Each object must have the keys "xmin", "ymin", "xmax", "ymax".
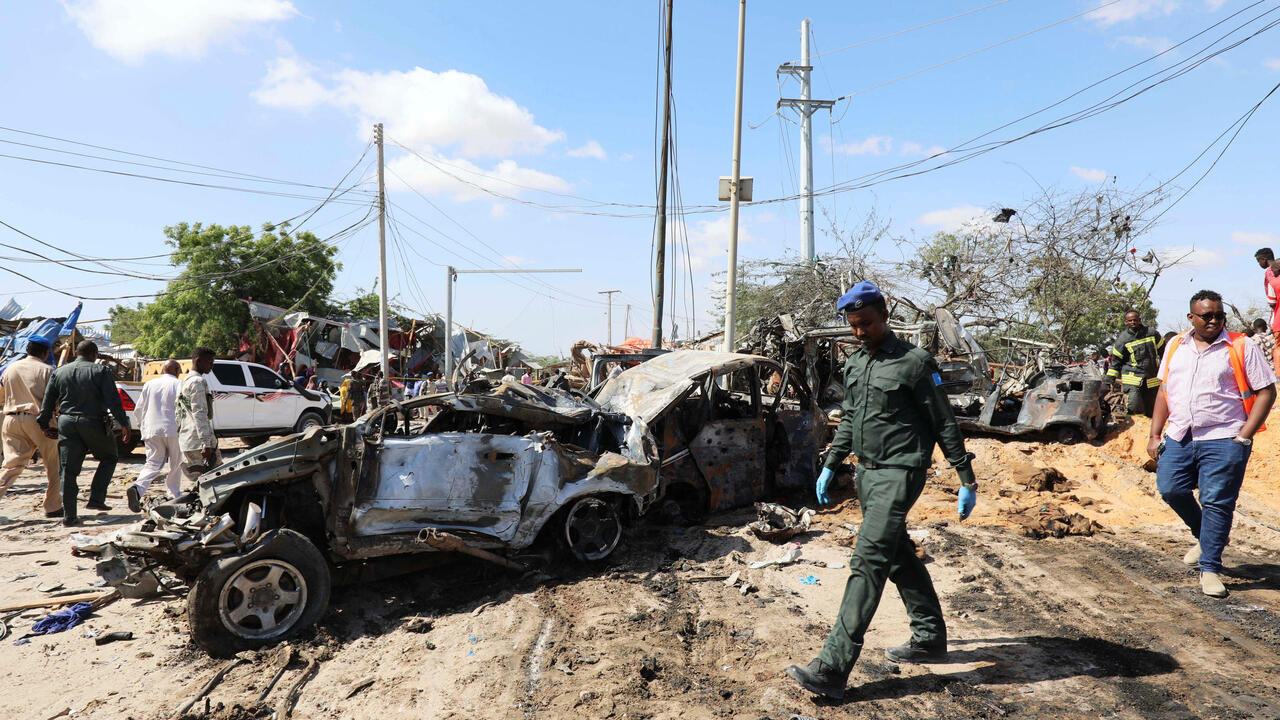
[{"xmin": 0, "ymin": 337, "xmax": 62, "ymax": 517}]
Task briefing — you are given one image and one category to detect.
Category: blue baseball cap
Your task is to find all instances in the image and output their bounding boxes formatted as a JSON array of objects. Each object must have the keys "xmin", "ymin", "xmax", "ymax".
[
  {"xmin": 837, "ymin": 281, "xmax": 884, "ymax": 312},
  {"xmin": 25, "ymin": 336, "xmax": 52, "ymax": 349}
]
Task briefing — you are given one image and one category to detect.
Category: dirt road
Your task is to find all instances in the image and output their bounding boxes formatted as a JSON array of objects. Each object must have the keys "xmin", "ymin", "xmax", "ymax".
[{"xmin": 1, "ymin": 421, "xmax": 1278, "ymax": 719}]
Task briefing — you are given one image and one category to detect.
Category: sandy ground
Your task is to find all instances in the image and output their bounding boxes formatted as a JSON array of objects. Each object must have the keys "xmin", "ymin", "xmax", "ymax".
[{"xmin": 1, "ymin": 418, "xmax": 1279, "ymax": 719}]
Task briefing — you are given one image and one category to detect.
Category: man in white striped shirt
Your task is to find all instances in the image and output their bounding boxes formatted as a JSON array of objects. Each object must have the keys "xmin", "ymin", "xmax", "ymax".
[{"xmin": 127, "ymin": 360, "xmax": 183, "ymax": 511}]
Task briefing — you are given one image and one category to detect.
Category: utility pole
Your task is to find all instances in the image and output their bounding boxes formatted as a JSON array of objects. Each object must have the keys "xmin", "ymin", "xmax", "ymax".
[
  {"xmin": 444, "ymin": 267, "xmax": 581, "ymax": 382},
  {"xmin": 723, "ymin": 0, "xmax": 746, "ymax": 352},
  {"xmin": 651, "ymin": 0, "xmax": 674, "ymax": 350},
  {"xmin": 598, "ymin": 290, "xmax": 620, "ymax": 346},
  {"xmin": 778, "ymin": 19, "xmax": 833, "ymax": 263},
  {"xmin": 374, "ymin": 123, "xmax": 390, "ymax": 377},
  {"xmin": 624, "ymin": 304, "xmax": 632, "ymax": 339}
]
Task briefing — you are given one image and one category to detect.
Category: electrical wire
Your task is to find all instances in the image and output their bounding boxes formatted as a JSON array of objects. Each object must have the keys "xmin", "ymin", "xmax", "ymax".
[
  {"xmin": 832, "ymin": 0, "xmax": 1125, "ymax": 102},
  {"xmin": 814, "ymin": 0, "xmax": 1020, "ymax": 58},
  {"xmin": 0, "ymin": 124, "xmax": 371, "ymax": 193}
]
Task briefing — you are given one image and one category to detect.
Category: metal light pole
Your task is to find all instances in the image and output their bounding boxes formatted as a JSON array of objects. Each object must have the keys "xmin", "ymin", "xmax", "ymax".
[
  {"xmin": 777, "ymin": 20, "xmax": 832, "ymax": 264},
  {"xmin": 375, "ymin": 123, "xmax": 390, "ymax": 376},
  {"xmin": 443, "ymin": 267, "xmax": 582, "ymax": 382},
  {"xmin": 598, "ymin": 290, "xmax": 620, "ymax": 346},
  {"xmin": 723, "ymin": 0, "xmax": 746, "ymax": 352}
]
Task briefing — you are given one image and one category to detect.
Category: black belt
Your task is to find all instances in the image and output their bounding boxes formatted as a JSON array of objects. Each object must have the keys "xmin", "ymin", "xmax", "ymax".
[{"xmin": 858, "ymin": 458, "xmax": 923, "ymax": 471}]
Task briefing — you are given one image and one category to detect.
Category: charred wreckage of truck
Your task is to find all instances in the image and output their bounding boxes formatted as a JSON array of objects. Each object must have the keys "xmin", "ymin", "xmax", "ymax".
[
  {"xmin": 737, "ymin": 305, "xmax": 1108, "ymax": 445},
  {"xmin": 86, "ymin": 351, "xmax": 828, "ymax": 655}
]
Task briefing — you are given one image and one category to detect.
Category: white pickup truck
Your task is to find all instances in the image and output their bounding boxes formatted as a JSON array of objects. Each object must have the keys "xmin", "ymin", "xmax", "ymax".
[{"xmin": 116, "ymin": 360, "xmax": 331, "ymax": 453}]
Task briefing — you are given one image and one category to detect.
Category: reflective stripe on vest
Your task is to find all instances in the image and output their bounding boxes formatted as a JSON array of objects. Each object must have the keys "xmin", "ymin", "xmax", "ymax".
[{"xmin": 1160, "ymin": 331, "xmax": 1265, "ymax": 433}]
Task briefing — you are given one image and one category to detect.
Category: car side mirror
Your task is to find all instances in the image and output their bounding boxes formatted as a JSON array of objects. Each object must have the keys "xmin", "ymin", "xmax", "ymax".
[{"xmin": 277, "ymin": 378, "xmax": 290, "ymax": 390}]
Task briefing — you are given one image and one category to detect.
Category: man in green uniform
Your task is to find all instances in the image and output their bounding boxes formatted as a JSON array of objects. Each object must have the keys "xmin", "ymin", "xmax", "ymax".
[
  {"xmin": 37, "ymin": 341, "xmax": 131, "ymax": 526},
  {"xmin": 1106, "ymin": 310, "xmax": 1163, "ymax": 416},
  {"xmin": 785, "ymin": 282, "xmax": 978, "ymax": 700}
]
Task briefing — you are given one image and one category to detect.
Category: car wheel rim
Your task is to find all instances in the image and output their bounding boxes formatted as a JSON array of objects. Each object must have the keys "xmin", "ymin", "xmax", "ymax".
[
  {"xmin": 217, "ymin": 559, "xmax": 308, "ymax": 640},
  {"xmin": 301, "ymin": 417, "xmax": 321, "ymax": 431},
  {"xmin": 564, "ymin": 498, "xmax": 621, "ymax": 561}
]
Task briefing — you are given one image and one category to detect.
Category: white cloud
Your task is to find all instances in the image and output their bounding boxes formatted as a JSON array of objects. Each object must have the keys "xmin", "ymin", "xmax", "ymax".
[
  {"xmin": 63, "ymin": 0, "xmax": 295, "ymax": 64},
  {"xmin": 900, "ymin": 141, "xmax": 947, "ymax": 157},
  {"xmin": 1264, "ymin": 58, "xmax": 1280, "ymax": 72},
  {"xmin": 677, "ymin": 216, "xmax": 758, "ymax": 272},
  {"xmin": 254, "ymin": 59, "xmax": 565, "ymax": 158},
  {"xmin": 502, "ymin": 255, "xmax": 526, "ymax": 266},
  {"xmin": 916, "ymin": 204, "xmax": 989, "ymax": 233},
  {"xmin": 1230, "ymin": 231, "xmax": 1280, "ymax": 246},
  {"xmin": 1205, "ymin": 0, "xmax": 1228, "ymax": 9},
  {"xmin": 1070, "ymin": 166, "xmax": 1108, "ymax": 183},
  {"xmin": 619, "ymin": 152, "xmax": 635, "ymax": 162},
  {"xmin": 385, "ymin": 153, "xmax": 570, "ymax": 210},
  {"xmin": 833, "ymin": 135, "xmax": 893, "ymax": 156},
  {"xmin": 1087, "ymin": 0, "xmax": 1179, "ymax": 27},
  {"xmin": 566, "ymin": 140, "xmax": 607, "ymax": 160},
  {"xmin": 1115, "ymin": 35, "xmax": 1175, "ymax": 54},
  {"xmin": 1156, "ymin": 245, "xmax": 1225, "ymax": 269}
]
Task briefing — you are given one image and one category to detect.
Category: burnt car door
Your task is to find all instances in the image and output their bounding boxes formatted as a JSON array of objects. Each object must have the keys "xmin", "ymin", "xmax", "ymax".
[
  {"xmin": 686, "ymin": 368, "xmax": 767, "ymax": 511},
  {"xmin": 349, "ymin": 432, "xmax": 544, "ymax": 541},
  {"xmin": 763, "ymin": 365, "xmax": 824, "ymax": 493}
]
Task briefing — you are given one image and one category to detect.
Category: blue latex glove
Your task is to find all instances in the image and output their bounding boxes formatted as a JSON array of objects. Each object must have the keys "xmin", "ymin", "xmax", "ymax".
[
  {"xmin": 815, "ymin": 467, "xmax": 834, "ymax": 505},
  {"xmin": 957, "ymin": 485, "xmax": 976, "ymax": 521}
]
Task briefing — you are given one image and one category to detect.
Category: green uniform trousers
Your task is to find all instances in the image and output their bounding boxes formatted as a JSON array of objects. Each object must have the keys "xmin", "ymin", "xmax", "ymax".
[
  {"xmin": 818, "ymin": 465, "xmax": 946, "ymax": 675},
  {"xmin": 58, "ymin": 415, "xmax": 118, "ymax": 520}
]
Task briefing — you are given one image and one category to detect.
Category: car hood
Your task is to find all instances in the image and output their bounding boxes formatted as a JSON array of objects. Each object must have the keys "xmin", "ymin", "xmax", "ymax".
[{"xmin": 593, "ymin": 350, "xmax": 774, "ymax": 424}]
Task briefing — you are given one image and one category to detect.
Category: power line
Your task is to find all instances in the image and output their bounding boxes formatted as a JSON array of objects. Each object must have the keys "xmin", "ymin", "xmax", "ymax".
[
  {"xmin": 0, "ymin": 152, "xmax": 374, "ymax": 205},
  {"xmin": 833, "ymin": 0, "xmax": 1125, "ymax": 101},
  {"xmin": 0, "ymin": 124, "xmax": 372, "ymax": 193},
  {"xmin": 815, "ymin": 0, "xmax": 1020, "ymax": 58}
]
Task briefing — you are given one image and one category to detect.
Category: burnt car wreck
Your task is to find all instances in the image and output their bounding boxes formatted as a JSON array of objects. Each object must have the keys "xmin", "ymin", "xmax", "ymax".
[
  {"xmin": 90, "ymin": 383, "xmax": 658, "ymax": 656},
  {"xmin": 88, "ymin": 351, "xmax": 828, "ymax": 656},
  {"xmin": 740, "ymin": 307, "xmax": 1107, "ymax": 444}
]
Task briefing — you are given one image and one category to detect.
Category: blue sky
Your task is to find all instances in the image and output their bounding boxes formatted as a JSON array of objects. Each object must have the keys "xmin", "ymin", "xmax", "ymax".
[{"xmin": 2, "ymin": 1, "xmax": 1279, "ymax": 355}]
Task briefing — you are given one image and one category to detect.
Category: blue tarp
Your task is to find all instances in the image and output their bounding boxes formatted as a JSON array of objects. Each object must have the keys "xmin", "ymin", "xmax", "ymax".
[{"xmin": 0, "ymin": 302, "xmax": 82, "ymax": 379}]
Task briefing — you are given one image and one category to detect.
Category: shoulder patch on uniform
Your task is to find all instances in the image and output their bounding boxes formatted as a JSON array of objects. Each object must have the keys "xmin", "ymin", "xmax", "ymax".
[{"xmin": 932, "ymin": 372, "xmax": 943, "ymax": 386}]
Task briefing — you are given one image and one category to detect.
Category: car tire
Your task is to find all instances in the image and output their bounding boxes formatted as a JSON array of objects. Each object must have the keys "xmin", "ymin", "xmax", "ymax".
[
  {"xmin": 561, "ymin": 496, "xmax": 624, "ymax": 562},
  {"xmin": 293, "ymin": 411, "xmax": 326, "ymax": 434},
  {"xmin": 1052, "ymin": 425, "xmax": 1085, "ymax": 445},
  {"xmin": 187, "ymin": 529, "xmax": 331, "ymax": 657}
]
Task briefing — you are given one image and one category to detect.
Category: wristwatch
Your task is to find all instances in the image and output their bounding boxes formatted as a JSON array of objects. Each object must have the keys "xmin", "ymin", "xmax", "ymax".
[{"xmin": 1233, "ymin": 436, "xmax": 1253, "ymax": 446}]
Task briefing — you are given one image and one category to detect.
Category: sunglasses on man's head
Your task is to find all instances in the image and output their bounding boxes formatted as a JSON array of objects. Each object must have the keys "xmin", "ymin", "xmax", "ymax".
[{"xmin": 1190, "ymin": 311, "xmax": 1226, "ymax": 322}]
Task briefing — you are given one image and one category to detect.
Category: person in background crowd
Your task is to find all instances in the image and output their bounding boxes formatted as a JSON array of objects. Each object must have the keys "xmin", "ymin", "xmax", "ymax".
[
  {"xmin": 521, "ymin": 369, "xmax": 533, "ymax": 385},
  {"xmin": 127, "ymin": 360, "xmax": 184, "ymax": 511},
  {"xmin": 1252, "ymin": 318, "xmax": 1276, "ymax": 360},
  {"xmin": 0, "ymin": 337, "xmax": 63, "ymax": 518},
  {"xmin": 37, "ymin": 341, "xmax": 131, "ymax": 526},
  {"xmin": 177, "ymin": 347, "xmax": 219, "ymax": 483},
  {"xmin": 1267, "ymin": 257, "xmax": 1280, "ymax": 377},
  {"xmin": 1149, "ymin": 290, "xmax": 1276, "ymax": 598}
]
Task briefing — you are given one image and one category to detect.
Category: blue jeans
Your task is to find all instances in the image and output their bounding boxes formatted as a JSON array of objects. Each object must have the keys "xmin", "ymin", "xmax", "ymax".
[{"xmin": 1156, "ymin": 435, "xmax": 1251, "ymax": 574}]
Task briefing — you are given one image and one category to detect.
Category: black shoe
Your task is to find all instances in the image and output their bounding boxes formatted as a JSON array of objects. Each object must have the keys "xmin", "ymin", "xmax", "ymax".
[
  {"xmin": 885, "ymin": 638, "xmax": 947, "ymax": 663},
  {"xmin": 126, "ymin": 486, "xmax": 142, "ymax": 513},
  {"xmin": 45, "ymin": 508, "xmax": 64, "ymax": 518},
  {"xmin": 85, "ymin": 501, "xmax": 111, "ymax": 512},
  {"xmin": 63, "ymin": 517, "xmax": 82, "ymax": 527},
  {"xmin": 784, "ymin": 658, "xmax": 847, "ymax": 700}
]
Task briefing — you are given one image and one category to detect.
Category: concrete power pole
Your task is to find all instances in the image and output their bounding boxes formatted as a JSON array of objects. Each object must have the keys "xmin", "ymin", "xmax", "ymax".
[
  {"xmin": 624, "ymin": 304, "xmax": 632, "ymax": 339},
  {"xmin": 778, "ymin": 19, "xmax": 833, "ymax": 263},
  {"xmin": 374, "ymin": 123, "xmax": 390, "ymax": 377},
  {"xmin": 652, "ymin": 0, "xmax": 674, "ymax": 350},
  {"xmin": 598, "ymin": 290, "xmax": 620, "ymax": 345},
  {"xmin": 723, "ymin": 0, "xmax": 746, "ymax": 352}
]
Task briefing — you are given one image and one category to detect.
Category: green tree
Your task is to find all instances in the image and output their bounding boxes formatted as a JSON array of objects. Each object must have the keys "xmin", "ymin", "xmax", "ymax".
[{"xmin": 109, "ymin": 222, "xmax": 339, "ymax": 357}]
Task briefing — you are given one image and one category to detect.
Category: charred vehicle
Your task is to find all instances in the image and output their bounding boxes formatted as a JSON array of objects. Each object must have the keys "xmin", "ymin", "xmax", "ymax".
[
  {"xmin": 90, "ymin": 383, "xmax": 658, "ymax": 656},
  {"xmin": 952, "ymin": 336, "xmax": 1107, "ymax": 444},
  {"xmin": 594, "ymin": 351, "xmax": 828, "ymax": 520}
]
